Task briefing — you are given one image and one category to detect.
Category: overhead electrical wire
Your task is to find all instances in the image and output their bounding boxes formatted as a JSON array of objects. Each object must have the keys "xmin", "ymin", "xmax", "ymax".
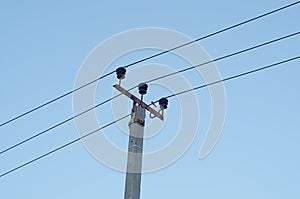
[
  {"xmin": 155, "ymin": 55, "xmax": 300, "ymax": 101},
  {"xmin": 1, "ymin": 31, "xmax": 298, "ymax": 155},
  {"xmin": 1, "ymin": 0, "xmax": 299, "ymax": 127},
  {"xmin": 142, "ymin": 31, "xmax": 300, "ymax": 86},
  {"xmin": 0, "ymin": 93, "xmax": 122, "ymax": 155},
  {"xmin": 0, "ymin": 113, "xmax": 131, "ymax": 178},
  {"xmin": 0, "ymin": 55, "xmax": 299, "ymax": 178}
]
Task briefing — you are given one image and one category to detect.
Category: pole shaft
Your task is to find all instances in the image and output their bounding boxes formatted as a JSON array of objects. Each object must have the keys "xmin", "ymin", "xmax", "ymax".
[{"xmin": 124, "ymin": 105, "xmax": 145, "ymax": 199}]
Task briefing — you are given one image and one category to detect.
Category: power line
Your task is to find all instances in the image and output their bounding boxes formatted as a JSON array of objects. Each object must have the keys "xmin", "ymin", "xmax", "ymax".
[
  {"xmin": 157, "ymin": 55, "xmax": 300, "ymax": 101},
  {"xmin": 0, "ymin": 93, "xmax": 122, "ymax": 155},
  {"xmin": 0, "ymin": 55, "xmax": 299, "ymax": 179},
  {"xmin": 0, "ymin": 71, "xmax": 112, "ymax": 128},
  {"xmin": 0, "ymin": 113, "xmax": 131, "ymax": 178},
  {"xmin": 124, "ymin": 1, "xmax": 300, "ymax": 69},
  {"xmin": 1, "ymin": 31, "xmax": 298, "ymax": 155},
  {"xmin": 1, "ymin": 1, "xmax": 299, "ymax": 127},
  {"xmin": 143, "ymin": 31, "xmax": 300, "ymax": 85}
]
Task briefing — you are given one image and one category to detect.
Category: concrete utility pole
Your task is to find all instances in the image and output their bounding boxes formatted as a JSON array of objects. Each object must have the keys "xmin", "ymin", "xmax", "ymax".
[
  {"xmin": 124, "ymin": 104, "xmax": 145, "ymax": 199},
  {"xmin": 114, "ymin": 67, "xmax": 168, "ymax": 199}
]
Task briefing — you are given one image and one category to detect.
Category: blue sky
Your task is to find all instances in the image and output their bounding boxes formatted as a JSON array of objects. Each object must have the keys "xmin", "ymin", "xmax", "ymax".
[{"xmin": 0, "ymin": 1, "xmax": 300, "ymax": 198}]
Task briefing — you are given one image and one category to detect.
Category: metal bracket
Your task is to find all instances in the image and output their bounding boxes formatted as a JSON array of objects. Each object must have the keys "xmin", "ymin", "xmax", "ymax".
[
  {"xmin": 113, "ymin": 84, "xmax": 164, "ymax": 121},
  {"xmin": 129, "ymin": 144, "xmax": 143, "ymax": 150}
]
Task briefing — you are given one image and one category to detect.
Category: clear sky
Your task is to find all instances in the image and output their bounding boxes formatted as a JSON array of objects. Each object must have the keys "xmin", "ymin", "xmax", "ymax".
[{"xmin": 0, "ymin": 1, "xmax": 300, "ymax": 198}]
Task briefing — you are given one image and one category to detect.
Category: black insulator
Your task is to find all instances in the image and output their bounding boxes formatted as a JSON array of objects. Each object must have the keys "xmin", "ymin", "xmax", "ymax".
[
  {"xmin": 138, "ymin": 83, "xmax": 148, "ymax": 95},
  {"xmin": 159, "ymin": 98, "xmax": 168, "ymax": 109},
  {"xmin": 116, "ymin": 67, "xmax": 126, "ymax": 79}
]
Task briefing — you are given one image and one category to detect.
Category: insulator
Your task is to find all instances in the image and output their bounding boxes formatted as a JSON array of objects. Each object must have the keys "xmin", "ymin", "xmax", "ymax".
[
  {"xmin": 138, "ymin": 83, "xmax": 148, "ymax": 95},
  {"xmin": 116, "ymin": 67, "xmax": 126, "ymax": 79},
  {"xmin": 159, "ymin": 98, "xmax": 168, "ymax": 109}
]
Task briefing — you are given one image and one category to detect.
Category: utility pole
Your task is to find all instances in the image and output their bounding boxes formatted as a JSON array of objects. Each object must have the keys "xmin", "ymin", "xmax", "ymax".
[
  {"xmin": 124, "ymin": 103, "xmax": 145, "ymax": 199},
  {"xmin": 114, "ymin": 67, "xmax": 168, "ymax": 199}
]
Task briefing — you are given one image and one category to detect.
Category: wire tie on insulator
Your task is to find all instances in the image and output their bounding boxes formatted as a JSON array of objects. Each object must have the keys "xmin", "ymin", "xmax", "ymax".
[{"xmin": 151, "ymin": 101, "xmax": 157, "ymax": 107}]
